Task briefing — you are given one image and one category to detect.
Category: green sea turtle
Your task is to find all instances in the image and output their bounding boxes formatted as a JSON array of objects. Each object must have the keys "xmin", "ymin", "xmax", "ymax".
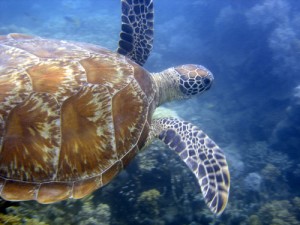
[{"xmin": 0, "ymin": 0, "xmax": 230, "ymax": 215}]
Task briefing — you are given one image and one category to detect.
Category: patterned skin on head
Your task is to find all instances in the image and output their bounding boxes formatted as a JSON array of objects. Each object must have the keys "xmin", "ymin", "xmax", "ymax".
[{"xmin": 175, "ymin": 64, "xmax": 214, "ymax": 97}]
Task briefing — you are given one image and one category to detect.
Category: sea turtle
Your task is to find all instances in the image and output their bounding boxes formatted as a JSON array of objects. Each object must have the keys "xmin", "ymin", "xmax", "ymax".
[{"xmin": 0, "ymin": 0, "xmax": 230, "ymax": 215}]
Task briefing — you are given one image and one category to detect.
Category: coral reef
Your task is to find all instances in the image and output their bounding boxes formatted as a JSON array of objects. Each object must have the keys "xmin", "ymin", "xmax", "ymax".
[
  {"xmin": 78, "ymin": 200, "xmax": 111, "ymax": 225},
  {"xmin": 292, "ymin": 197, "xmax": 300, "ymax": 217},
  {"xmin": 243, "ymin": 172, "xmax": 262, "ymax": 192},
  {"xmin": 0, "ymin": 213, "xmax": 48, "ymax": 225},
  {"xmin": 246, "ymin": 0, "xmax": 300, "ymax": 82},
  {"xmin": 244, "ymin": 198, "xmax": 300, "ymax": 225},
  {"xmin": 257, "ymin": 199, "xmax": 300, "ymax": 225},
  {"xmin": 247, "ymin": 215, "xmax": 263, "ymax": 225},
  {"xmin": 136, "ymin": 189, "xmax": 161, "ymax": 220},
  {"xmin": 6, "ymin": 195, "xmax": 110, "ymax": 225},
  {"xmin": 261, "ymin": 163, "xmax": 281, "ymax": 183},
  {"xmin": 0, "ymin": 213, "xmax": 21, "ymax": 225},
  {"xmin": 243, "ymin": 142, "xmax": 292, "ymax": 174},
  {"xmin": 271, "ymin": 85, "xmax": 300, "ymax": 159}
]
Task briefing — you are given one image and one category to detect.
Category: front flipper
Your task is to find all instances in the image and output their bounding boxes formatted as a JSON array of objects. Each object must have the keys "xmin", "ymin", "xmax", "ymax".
[
  {"xmin": 151, "ymin": 118, "xmax": 230, "ymax": 215},
  {"xmin": 117, "ymin": 0, "xmax": 154, "ymax": 66}
]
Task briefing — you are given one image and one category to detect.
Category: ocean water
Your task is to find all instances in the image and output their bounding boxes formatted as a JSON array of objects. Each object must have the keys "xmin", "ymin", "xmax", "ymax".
[{"xmin": 0, "ymin": 0, "xmax": 300, "ymax": 224}]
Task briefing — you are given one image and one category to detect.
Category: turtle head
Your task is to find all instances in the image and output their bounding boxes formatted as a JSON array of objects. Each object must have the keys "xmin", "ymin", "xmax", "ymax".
[
  {"xmin": 175, "ymin": 64, "xmax": 214, "ymax": 97},
  {"xmin": 152, "ymin": 64, "xmax": 214, "ymax": 105}
]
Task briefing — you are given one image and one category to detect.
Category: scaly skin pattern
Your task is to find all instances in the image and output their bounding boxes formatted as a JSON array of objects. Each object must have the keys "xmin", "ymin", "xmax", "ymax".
[
  {"xmin": 118, "ymin": 0, "xmax": 154, "ymax": 66},
  {"xmin": 151, "ymin": 118, "xmax": 230, "ymax": 215},
  {"xmin": 0, "ymin": 33, "xmax": 156, "ymax": 203},
  {"xmin": 152, "ymin": 64, "xmax": 213, "ymax": 106}
]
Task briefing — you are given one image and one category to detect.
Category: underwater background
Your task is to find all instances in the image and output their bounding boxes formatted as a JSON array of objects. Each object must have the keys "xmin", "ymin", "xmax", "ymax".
[{"xmin": 1, "ymin": 0, "xmax": 300, "ymax": 224}]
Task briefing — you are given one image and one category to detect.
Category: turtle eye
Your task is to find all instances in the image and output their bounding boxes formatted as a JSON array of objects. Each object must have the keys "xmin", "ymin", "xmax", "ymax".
[{"xmin": 204, "ymin": 78, "xmax": 211, "ymax": 86}]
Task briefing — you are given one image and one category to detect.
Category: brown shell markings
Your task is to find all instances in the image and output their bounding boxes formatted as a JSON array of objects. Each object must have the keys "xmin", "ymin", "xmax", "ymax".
[{"xmin": 0, "ymin": 33, "xmax": 156, "ymax": 203}]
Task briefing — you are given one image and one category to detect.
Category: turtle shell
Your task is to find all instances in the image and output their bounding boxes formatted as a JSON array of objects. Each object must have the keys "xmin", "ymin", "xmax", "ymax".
[{"xmin": 0, "ymin": 33, "xmax": 156, "ymax": 203}]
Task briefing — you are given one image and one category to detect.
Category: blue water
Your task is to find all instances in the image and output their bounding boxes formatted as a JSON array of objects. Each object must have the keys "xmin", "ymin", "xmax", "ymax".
[{"xmin": 1, "ymin": 0, "xmax": 300, "ymax": 224}]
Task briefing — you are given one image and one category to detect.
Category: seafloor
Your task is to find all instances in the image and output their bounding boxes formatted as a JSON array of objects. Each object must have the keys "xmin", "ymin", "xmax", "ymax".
[{"xmin": 0, "ymin": 0, "xmax": 300, "ymax": 224}]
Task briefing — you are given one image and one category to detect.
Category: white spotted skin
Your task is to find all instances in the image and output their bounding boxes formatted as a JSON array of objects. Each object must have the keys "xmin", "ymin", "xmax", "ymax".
[{"xmin": 151, "ymin": 118, "xmax": 230, "ymax": 215}]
